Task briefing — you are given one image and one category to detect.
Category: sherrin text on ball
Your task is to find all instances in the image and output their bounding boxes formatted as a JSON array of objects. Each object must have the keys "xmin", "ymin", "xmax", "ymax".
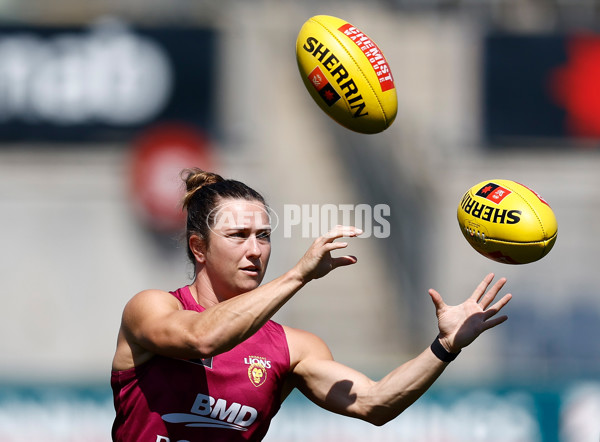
[
  {"xmin": 457, "ymin": 179, "xmax": 557, "ymax": 264},
  {"xmin": 296, "ymin": 15, "xmax": 398, "ymax": 134}
]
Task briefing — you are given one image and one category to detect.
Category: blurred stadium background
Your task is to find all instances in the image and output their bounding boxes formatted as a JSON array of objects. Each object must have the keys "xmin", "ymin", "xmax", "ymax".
[{"xmin": 1, "ymin": 0, "xmax": 600, "ymax": 440}]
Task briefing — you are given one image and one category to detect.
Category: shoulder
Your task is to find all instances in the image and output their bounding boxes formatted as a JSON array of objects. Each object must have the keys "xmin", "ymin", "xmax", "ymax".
[
  {"xmin": 122, "ymin": 289, "xmax": 182, "ymax": 324},
  {"xmin": 282, "ymin": 325, "xmax": 333, "ymax": 369},
  {"xmin": 125, "ymin": 288, "xmax": 179, "ymax": 308},
  {"xmin": 113, "ymin": 289, "xmax": 183, "ymax": 371},
  {"xmin": 130, "ymin": 288, "xmax": 177, "ymax": 301}
]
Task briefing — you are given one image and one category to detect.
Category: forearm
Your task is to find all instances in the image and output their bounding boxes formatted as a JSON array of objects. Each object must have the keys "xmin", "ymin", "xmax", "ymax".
[
  {"xmin": 358, "ymin": 347, "xmax": 448, "ymax": 425},
  {"xmin": 296, "ymin": 344, "xmax": 450, "ymax": 427},
  {"xmin": 189, "ymin": 268, "xmax": 306, "ymax": 357}
]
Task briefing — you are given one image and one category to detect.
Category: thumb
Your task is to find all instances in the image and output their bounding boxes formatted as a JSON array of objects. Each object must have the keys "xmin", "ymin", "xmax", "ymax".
[
  {"xmin": 428, "ymin": 288, "xmax": 446, "ymax": 313},
  {"xmin": 331, "ymin": 255, "xmax": 358, "ymax": 269}
]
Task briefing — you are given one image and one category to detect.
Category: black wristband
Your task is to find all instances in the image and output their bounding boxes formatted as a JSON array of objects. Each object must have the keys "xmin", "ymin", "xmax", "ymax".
[{"xmin": 430, "ymin": 337, "xmax": 461, "ymax": 362}]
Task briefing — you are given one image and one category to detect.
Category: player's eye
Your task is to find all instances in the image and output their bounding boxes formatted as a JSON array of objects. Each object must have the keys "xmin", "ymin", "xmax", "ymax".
[
  {"xmin": 226, "ymin": 231, "xmax": 246, "ymax": 239},
  {"xmin": 257, "ymin": 230, "xmax": 271, "ymax": 241}
]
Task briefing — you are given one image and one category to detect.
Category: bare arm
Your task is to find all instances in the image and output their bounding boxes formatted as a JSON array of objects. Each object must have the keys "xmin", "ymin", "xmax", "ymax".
[
  {"xmin": 113, "ymin": 226, "xmax": 361, "ymax": 370},
  {"xmin": 287, "ymin": 273, "xmax": 512, "ymax": 426}
]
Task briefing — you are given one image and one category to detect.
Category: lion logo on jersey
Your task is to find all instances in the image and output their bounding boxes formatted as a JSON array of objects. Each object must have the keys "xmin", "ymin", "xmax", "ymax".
[
  {"xmin": 248, "ymin": 364, "xmax": 267, "ymax": 387},
  {"xmin": 245, "ymin": 355, "xmax": 270, "ymax": 387}
]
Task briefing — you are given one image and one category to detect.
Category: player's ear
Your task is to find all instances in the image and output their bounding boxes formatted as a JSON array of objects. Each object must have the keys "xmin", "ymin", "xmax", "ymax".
[{"xmin": 189, "ymin": 235, "xmax": 207, "ymax": 264}]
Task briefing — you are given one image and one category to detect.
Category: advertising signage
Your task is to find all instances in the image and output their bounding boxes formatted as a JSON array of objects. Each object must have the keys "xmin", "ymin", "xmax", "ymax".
[
  {"xmin": 0, "ymin": 20, "xmax": 216, "ymax": 142},
  {"xmin": 484, "ymin": 32, "xmax": 600, "ymax": 146}
]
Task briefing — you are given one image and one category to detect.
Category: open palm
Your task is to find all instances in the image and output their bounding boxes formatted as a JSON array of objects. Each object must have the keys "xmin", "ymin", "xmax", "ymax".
[{"xmin": 429, "ymin": 273, "xmax": 512, "ymax": 353}]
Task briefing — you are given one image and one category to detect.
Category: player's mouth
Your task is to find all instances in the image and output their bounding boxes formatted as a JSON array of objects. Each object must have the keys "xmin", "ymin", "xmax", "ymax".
[{"xmin": 240, "ymin": 265, "xmax": 261, "ymax": 276}]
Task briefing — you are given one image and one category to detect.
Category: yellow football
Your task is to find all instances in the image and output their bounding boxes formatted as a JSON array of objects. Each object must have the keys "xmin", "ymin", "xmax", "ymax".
[
  {"xmin": 295, "ymin": 15, "xmax": 397, "ymax": 134},
  {"xmin": 457, "ymin": 179, "xmax": 558, "ymax": 264}
]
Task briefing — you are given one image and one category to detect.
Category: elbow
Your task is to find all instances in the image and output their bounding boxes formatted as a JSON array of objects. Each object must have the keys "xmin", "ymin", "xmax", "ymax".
[
  {"xmin": 184, "ymin": 332, "xmax": 219, "ymax": 359},
  {"xmin": 186, "ymin": 330, "xmax": 234, "ymax": 359},
  {"xmin": 191, "ymin": 342, "xmax": 216, "ymax": 359},
  {"xmin": 374, "ymin": 416, "xmax": 392, "ymax": 427},
  {"xmin": 363, "ymin": 405, "xmax": 406, "ymax": 427},
  {"xmin": 366, "ymin": 414, "xmax": 391, "ymax": 427}
]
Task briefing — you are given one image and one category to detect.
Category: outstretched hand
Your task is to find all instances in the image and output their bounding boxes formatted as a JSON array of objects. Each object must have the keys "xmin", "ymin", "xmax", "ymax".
[
  {"xmin": 294, "ymin": 225, "xmax": 362, "ymax": 283},
  {"xmin": 429, "ymin": 273, "xmax": 512, "ymax": 353}
]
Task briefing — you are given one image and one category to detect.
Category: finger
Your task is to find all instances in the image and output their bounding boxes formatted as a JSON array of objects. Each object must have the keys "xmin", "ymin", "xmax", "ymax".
[
  {"xmin": 469, "ymin": 273, "xmax": 495, "ymax": 301},
  {"xmin": 479, "ymin": 277, "xmax": 508, "ymax": 309},
  {"xmin": 428, "ymin": 289, "xmax": 447, "ymax": 312},
  {"xmin": 322, "ymin": 225, "xmax": 363, "ymax": 242},
  {"xmin": 323, "ymin": 241, "xmax": 349, "ymax": 252},
  {"xmin": 481, "ymin": 314, "xmax": 508, "ymax": 332},
  {"xmin": 484, "ymin": 293, "xmax": 512, "ymax": 318},
  {"xmin": 331, "ymin": 255, "xmax": 358, "ymax": 269}
]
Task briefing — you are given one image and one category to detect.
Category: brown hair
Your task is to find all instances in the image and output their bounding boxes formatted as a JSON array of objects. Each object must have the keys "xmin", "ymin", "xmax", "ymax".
[{"xmin": 181, "ymin": 168, "xmax": 267, "ymax": 266}]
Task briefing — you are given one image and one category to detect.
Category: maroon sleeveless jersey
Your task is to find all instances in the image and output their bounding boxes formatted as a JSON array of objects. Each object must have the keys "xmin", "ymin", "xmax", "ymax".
[{"xmin": 111, "ymin": 286, "xmax": 291, "ymax": 441}]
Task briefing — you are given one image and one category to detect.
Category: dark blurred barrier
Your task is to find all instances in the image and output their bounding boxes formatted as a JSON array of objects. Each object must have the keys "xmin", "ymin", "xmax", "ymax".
[{"xmin": 0, "ymin": 19, "xmax": 216, "ymax": 142}]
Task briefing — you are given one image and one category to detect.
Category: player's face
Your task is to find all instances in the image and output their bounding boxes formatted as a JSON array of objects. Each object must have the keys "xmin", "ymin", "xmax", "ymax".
[{"xmin": 204, "ymin": 198, "xmax": 272, "ymax": 298}]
